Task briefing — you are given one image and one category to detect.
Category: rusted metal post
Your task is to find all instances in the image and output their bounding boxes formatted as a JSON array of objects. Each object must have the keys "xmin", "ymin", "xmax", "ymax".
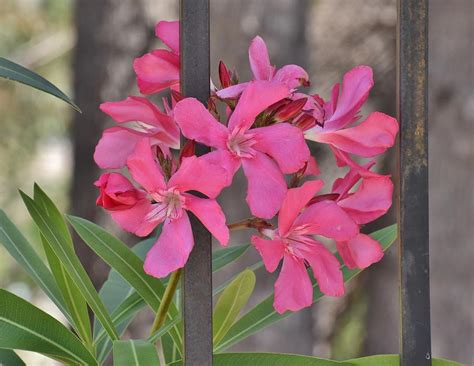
[
  {"xmin": 180, "ymin": 1, "xmax": 213, "ymax": 365},
  {"xmin": 397, "ymin": 0, "xmax": 431, "ymax": 365}
]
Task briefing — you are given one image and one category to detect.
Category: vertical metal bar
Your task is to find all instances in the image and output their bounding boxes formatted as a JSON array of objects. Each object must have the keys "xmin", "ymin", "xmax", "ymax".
[
  {"xmin": 397, "ymin": 0, "xmax": 431, "ymax": 365},
  {"xmin": 180, "ymin": 1, "xmax": 212, "ymax": 365}
]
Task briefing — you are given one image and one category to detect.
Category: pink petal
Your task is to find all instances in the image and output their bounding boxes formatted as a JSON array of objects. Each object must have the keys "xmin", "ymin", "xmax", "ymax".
[
  {"xmin": 199, "ymin": 150, "xmax": 241, "ymax": 186},
  {"xmin": 173, "ymin": 98, "xmax": 229, "ymax": 149},
  {"xmin": 337, "ymin": 233, "xmax": 384, "ymax": 269},
  {"xmin": 134, "ymin": 50, "xmax": 180, "ymax": 94},
  {"xmin": 274, "ymin": 65, "xmax": 309, "ymax": 89},
  {"xmin": 144, "ymin": 213, "xmax": 193, "ymax": 278},
  {"xmin": 100, "ymin": 96, "xmax": 180, "ymax": 147},
  {"xmin": 184, "ymin": 195, "xmax": 229, "ymax": 246},
  {"xmin": 300, "ymin": 240, "xmax": 344, "ymax": 297},
  {"xmin": 332, "ymin": 161, "xmax": 376, "ymax": 197},
  {"xmin": 248, "ymin": 36, "xmax": 274, "ymax": 81},
  {"xmin": 137, "ymin": 77, "xmax": 179, "ymax": 95},
  {"xmin": 324, "ymin": 65, "xmax": 374, "ymax": 131},
  {"xmin": 216, "ymin": 82, "xmax": 249, "ymax": 99},
  {"xmin": 329, "ymin": 147, "xmax": 382, "ymax": 178},
  {"xmin": 127, "ymin": 139, "xmax": 166, "ymax": 192},
  {"xmin": 168, "ymin": 155, "xmax": 230, "ymax": 199},
  {"xmin": 228, "ymin": 81, "xmax": 289, "ymax": 132},
  {"xmin": 242, "ymin": 151, "xmax": 287, "ymax": 219},
  {"xmin": 95, "ymin": 172, "xmax": 145, "ymax": 210},
  {"xmin": 274, "ymin": 254, "xmax": 313, "ymax": 314},
  {"xmin": 252, "ymin": 123, "xmax": 310, "ymax": 174},
  {"xmin": 304, "ymin": 156, "xmax": 320, "ymax": 177},
  {"xmin": 155, "ymin": 20, "xmax": 179, "ymax": 54},
  {"xmin": 278, "ymin": 180, "xmax": 324, "ymax": 237},
  {"xmin": 251, "ymin": 236, "xmax": 285, "ymax": 273},
  {"xmin": 293, "ymin": 200, "xmax": 359, "ymax": 241},
  {"xmin": 337, "ymin": 176, "xmax": 394, "ymax": 224},
  {"xmin": 94, "ymin": 127, "xmax": 142, "ymax": 169},
  {"xmin": 111, "ymin": 199, "xmax": 159, "ymax": 237},
  {"xmin": 316, "ymin": 112, "xmax": 399, "ymax": 157}
]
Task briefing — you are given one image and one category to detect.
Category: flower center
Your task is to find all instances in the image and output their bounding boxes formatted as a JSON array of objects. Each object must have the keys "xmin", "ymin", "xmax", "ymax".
[
  {"xmin": 149, "ymin": 187, "xmax": 186, "ymax": 220},
  {"xmin": 226, "ymin": 129, "xmax": 257, "ymax": 158}
]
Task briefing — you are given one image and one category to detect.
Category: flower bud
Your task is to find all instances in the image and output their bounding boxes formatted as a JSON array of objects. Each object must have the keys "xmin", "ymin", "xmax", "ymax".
[
  {"xmin": 293, "ymin": 113, "xmax": 317, "ymax": 131},
  {"xmin": 273, "ymin": 97, "xmax": 308, "ymax": 122},
  {"xmin": 218, "ymin": 61, "xmax": 232, "ymax": 88},
  {"xmin": 95, "ymin": 173, "xmax": 144, "ymax": 211}
]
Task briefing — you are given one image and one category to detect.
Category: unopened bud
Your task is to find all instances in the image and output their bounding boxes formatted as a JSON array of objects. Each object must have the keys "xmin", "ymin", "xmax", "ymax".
[
  {"xmin": 218, "ymin": 61, "xmax": 232, "ymax": 88},
  {"xmin": 179, "ymin": 140, "xmax": 196, "ymax": 162},
  {"xmin": 171, "ymin": 90, "xmax": 184, "ymax": 104},
  {"xmin": 293, "ymin": 113, "xmax": 317, "ymax": 131},
  {"xmin": 273, "ymin": 98, "xmax": 308, "ymax": 122}
]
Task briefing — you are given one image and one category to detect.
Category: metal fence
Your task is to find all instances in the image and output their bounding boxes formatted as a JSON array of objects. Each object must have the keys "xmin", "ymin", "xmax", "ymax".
[{"xmin": 179, "ymin": 0, "xmax": 430, "ymax": 365}]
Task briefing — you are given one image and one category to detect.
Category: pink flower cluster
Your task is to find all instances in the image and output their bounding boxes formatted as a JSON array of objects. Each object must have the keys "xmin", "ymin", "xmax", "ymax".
[{"xmin": 94, "ymin": 20, "xmax": 398, "ymax": 314}]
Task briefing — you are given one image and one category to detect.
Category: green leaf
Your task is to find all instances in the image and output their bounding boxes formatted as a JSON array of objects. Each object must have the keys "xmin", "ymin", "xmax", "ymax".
[
  {"xmin": 113, "ymin": 340, "xmax": 160, "ymax": 366},
  {"xmin": 0, "ymin": 289, "xmax": 97, "ymax": 365},
  {"xmin": 213, "ymin": 261, "xmax": 263, "ymax": 297},
  {"xmin": 41, "ymin": 235, "xmax": 93, "ymax": 348},
  {"xmin": 213, "ymin": 269, "xmax": 256, "ymax": 344},
  {"xmin": 347, "ymin": 355, "xmax": 463, "ymax": 366},
  {"xmin": 34, "ymin": 185, "xmax": 92, "ymax": 347},
  {"xmin": 0, "ymin": 209, "xmax": 68, "ymax": 320},
  {"xmin": 0, "ymin": 57, "xmax": 81, "ymax": 112},
  {"xmin": 67, "ymin": 216, "xmax": 183, "ymax": 354},
  {"xmin": 212, "ymin": 244, "xmax": 250, "ymax": 272},
  {"xmin": 148, "ymin": 317, "xmax": 181, "ymax": 343},
  {"xmin": 0, "ymin": 349, "xmax": 26, "ymax": 366},
  {"xmin": 215, "ymin": 225, "xmax": 398, "ymax": 352},
  {"xmin": 67, "ymin": 215, "xmax": 170, "ymax": 312},
  {"xmin": 20, "ymin": 189, "xmax": 119, "ymax": 341}
]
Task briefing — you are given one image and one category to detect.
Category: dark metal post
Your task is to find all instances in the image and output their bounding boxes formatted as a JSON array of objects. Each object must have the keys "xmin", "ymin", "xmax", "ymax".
[
  {"xmin": 397, "ymin": 0, "xmax": 431, "ymax": 365},
  {"xmin": 180, "ymin": 1, "xmax": 213, "ymax": 365}
]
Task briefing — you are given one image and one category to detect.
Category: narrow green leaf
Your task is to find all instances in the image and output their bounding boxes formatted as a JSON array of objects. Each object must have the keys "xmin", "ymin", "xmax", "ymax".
[
  {"xmin": 41, "ymin": 235, "xmax": 93, "ymax": 348},
  {"xmin": 96, "ymin": 292, "xmax": 144, "ymax": 362},
  {"xmin": 148, "ymin": 317, "xmax": 181, "ymax": 343},
  {"xmin": 67, "ymin": 215, "xmax": 169, "ymax": 312},
  {"xmin": 213, "ymin": 269, "xmax": 256, "ymax": 344},
  {"xmin": 0, "ymin": 209, "xmax": 68, "ymax": 320},
  {"xmin": 34, "ymin": 186, "xmax": 92, "ymax": 347},
  {"xmin": 0, "ymin": 349, "xmax": 26, "ymax": 366},
  {"xmin": 113, "ymin": 340, "xmax": 160, "ymax": 366},
  {"xmin": 347, "ymin": 354, "xmax": 463, "ymax": 366},
  {"xmin": 0, "ymin": 289, "xmax": 97, "ymax": 365},
  {"xmin": 212, "ymin": 244, "xmax": 250, "ymax": 272},
  {"xmin": 20, "ymin": 190, "xmax": 119, "ymax": 341},
  {"xmin": 67, "ymin": 216, "xmax": 183, "ymax": 352},
  {"xmin": 215, "ymin": 225, "xmax": 398, "ymax": 352},
  {"xmin": 213, "ymin": 262, "xmax": 264, "ymax": 297},
  {"xmin": 0, "ymin": 57, "xmax": 81, "ymax": 112}
]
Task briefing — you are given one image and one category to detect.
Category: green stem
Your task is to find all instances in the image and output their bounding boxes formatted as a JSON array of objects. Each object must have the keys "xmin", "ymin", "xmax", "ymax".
[{"xmin": 149, "ymin": 269, "xmax": 182, "ymax": 338}]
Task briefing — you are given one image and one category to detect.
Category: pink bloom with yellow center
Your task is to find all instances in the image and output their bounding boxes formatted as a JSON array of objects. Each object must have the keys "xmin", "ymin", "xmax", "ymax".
[
  {"xmin": 251, "ymin": 180, "xmax": 359, "ymax": 314},
  {"xmin": 174, "ymin": 81, "xmax": 310, "ymax": 219}
]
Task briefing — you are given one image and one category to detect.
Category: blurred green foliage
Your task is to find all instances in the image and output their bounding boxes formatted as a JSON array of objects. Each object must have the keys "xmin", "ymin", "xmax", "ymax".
[{"xmin": 0, "ymin": 0, "xmax": 73, "ymax": 286}]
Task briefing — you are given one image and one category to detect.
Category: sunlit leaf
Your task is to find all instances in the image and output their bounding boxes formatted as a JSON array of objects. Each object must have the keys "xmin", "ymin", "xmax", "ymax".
[{"xmin": 0, "ymin": 57, "xmax": 81, "ymax": 111}]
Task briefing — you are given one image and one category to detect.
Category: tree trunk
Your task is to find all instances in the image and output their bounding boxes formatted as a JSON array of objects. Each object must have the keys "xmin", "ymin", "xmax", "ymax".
[{"xmin": 70, "ymin": 0, "xmax": 153, "ymax": 287}]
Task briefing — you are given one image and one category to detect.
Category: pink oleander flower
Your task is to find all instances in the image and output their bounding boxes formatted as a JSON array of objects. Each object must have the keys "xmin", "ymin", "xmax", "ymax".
[
  {"xmin": 95, "ymin": 96, "xmax": 180, "ymax": 169},
  {"xmin": 217, "ymin": 36, "xmax": 309, "ymax": 99},
  {"xmin": 104, "ymin": 138, "xmax": 230, "ymax": 278},
  {"xmin": 95, "ymin": 172, "xmax": 146, "ymax": 211},
  {"xmin": 330, "ymin": 162, "xmax": 393, "ymax": 269},
  {"xmin": 251, "ymin": 180, "xmax": 359, "ymax": 314},
  {"xmin": 134, "ymin": 20, "xmax": 180, "ymax": 94},
  {"xmin": 302, "ymin": 66, "xmax": 399, "ymax": 174},
  {"xmin": 174, "ymin": 81, "xmax": 310, "ymax": 219}
]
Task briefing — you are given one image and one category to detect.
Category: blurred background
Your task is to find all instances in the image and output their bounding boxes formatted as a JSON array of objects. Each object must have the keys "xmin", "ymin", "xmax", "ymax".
[{"xmin": 0, "ymin": 0, "xmax": 472, "ymax": 365}]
